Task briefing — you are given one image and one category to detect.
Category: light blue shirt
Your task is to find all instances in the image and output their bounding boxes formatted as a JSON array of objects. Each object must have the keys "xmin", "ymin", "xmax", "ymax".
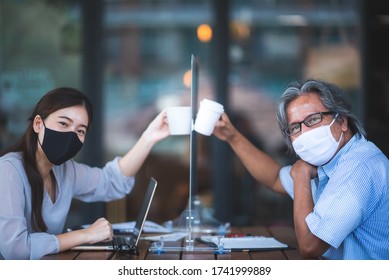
[
  {"xmin": 280, "ymin": 135, "xmax": 389, "ymax": 260},
  {"xmin": 0, "ymin": 152, "xmax": 134, "ymax": 260}
]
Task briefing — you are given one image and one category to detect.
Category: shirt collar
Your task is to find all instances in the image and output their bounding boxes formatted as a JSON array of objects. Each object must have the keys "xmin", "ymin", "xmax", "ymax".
[{"xmin": 318, "ymin": 134, "xmax": 363, "ymax": 178}]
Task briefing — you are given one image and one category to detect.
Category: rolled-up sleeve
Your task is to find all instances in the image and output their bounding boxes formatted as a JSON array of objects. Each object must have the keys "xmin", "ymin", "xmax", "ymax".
[
  {"xmin": 0, "ymin": 218, "xmax": 59, "ymax": 259},
  {"xmin": 30, "ymin": 233, "xmax": 60, "ymax": 259},
  {"xmin": 0, "ymin": 160, "xmax": 60, "ymax": 260},
  {"xmin": 305, "ymin": 162, "xmax": 373, "ymax": 249},
  {"xmin": 279, "ymin": 165, "xmax": 294, "ymax": 198},
  {"xmin": 0, "ymin": 218, "xmax": 60, "ymax": 259}
]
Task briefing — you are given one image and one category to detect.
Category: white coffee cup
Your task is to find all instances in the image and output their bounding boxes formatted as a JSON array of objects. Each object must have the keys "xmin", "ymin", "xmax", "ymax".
[
  {"xmin": 166, "ymin": 106, "xmax": 192, "ymax": 135},
  {"xmin": 194, "ymin": 99, "xmax": 224, "ymax": 136}
]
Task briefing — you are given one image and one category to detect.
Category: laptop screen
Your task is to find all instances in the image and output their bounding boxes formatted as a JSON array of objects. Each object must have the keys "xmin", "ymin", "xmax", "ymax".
[
  {"xmin": 132, "ymin": 177, "xmax": 158, "ymax": 245},
  {"xmin": 71, "ymin": 177, "xmax": 158, "ymax": 252}
]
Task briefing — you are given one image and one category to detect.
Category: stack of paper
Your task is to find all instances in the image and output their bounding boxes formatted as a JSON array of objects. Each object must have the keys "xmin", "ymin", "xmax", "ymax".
[{"xmin": 199, "ymin": 235, "xmax": 289, "ymax": 251}]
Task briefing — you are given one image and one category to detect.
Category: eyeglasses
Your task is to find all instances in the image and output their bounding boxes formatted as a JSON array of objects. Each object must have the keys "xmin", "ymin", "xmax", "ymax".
[{"xmin": 283, "ymin": 111, "xmax": 336, "ymax": 136}]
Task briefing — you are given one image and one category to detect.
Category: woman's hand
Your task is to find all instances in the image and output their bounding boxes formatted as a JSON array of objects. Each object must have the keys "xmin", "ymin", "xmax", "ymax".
[
  {"xmin": 143, "ymin": 109, "xmax": 170, "ymax": 145},
  {"xmin": 118, "ymin": 109, "xmax": 170, "ymax": 177},
  {"xmin": 57, "ymin": 217, "xmax": 113, "ymax": 252},
  {"xmin": 83, "ymin": 217, "xmax": 113, "ymax": 244}
]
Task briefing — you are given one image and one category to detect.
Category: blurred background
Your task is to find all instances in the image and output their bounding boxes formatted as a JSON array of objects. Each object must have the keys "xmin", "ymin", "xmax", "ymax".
[{"xmin": 1, "ymin": 0, "xmax": 388, "ymax": 229}]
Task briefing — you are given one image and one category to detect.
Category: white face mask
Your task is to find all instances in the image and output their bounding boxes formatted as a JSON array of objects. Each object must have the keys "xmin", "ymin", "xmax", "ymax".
[{"xmin": 292, "ymin": 114, "xmax": 343, "ymax": 166}]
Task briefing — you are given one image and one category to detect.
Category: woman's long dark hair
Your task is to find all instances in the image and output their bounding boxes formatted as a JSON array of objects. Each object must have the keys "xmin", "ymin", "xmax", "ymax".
[{"xmin": 1, "ymin": 88, "xmax": 93, "ymax": 232}]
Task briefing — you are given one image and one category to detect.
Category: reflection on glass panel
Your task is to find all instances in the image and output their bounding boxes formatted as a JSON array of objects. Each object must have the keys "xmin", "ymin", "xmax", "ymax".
[
  {"xmin": 102, "ymin": 0, "xmax": 361, "ymax": 226},
  {"xmin": 229, "ymin": 0, "xmax": 360, "ymax": 156},
  {"xmin": 103, "ymin": 1, "xmax": 215, "ymax": 224},
  {"xmin": 228, "ymin": 0, "xmax": 361, "ymax": 226},
  {"xmin": 0, "ymin": 0, "xmax": 363, "ymax": 228},
  {"xmin": 0, "ymin": 0, "xmax": 82, "ymax": 150},
  {"xmin": 103, "ymin": 0, "xmax": 213, "ymax": 159}
]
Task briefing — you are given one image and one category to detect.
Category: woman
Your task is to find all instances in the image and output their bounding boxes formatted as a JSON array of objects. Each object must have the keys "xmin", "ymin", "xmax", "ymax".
[{"xmin": 0, "ymin": 87, "xmax": 170, "ymax": 259}]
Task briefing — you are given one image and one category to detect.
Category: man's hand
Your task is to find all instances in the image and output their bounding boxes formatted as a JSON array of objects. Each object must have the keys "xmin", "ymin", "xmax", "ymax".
[
  {"xmin": 213, "ymin": 112, "xmax": 237, "ymax": 142},
  {"xmin": 290, "ymin": 159, "xmax": 317, "ymax": 182}
]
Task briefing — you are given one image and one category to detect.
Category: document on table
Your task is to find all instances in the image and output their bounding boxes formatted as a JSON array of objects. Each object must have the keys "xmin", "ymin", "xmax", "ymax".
[
  {"xmin": 141, "ymin": 232, "xmax": 189, "ymax": 242},
  {"xmin": 74, "ymin": 220, "xmax": 172, "ymax": 233},
  {"xmin": 198, "ymin": 235, "xmax": 289, "ymax": 251},
  {"xmin": 112, "ymin": 220, "xmax": 172, "ymax": 233}
]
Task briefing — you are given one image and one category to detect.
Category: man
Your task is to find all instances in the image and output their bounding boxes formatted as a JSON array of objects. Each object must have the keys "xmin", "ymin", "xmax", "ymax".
[{"xmin": 214, "ymin": 79, "xmax": 389, "ymax": 259}]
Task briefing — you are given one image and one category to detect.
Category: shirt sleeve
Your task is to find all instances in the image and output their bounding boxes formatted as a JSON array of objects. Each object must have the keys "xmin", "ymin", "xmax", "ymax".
[
  {"xmin": 305, "ymin": 161, "xmax": 377, "ymax": 248},
  {"xmin": 61, "ymin": 157, "xmax": 135, "ymax": 202},
  {"xmin": 279, "ymin": 165, "xmax": 294, "ymax": 198},
  {"xmin": 0, "ymin": 160, "xmax": 60, "ymax": 260}
]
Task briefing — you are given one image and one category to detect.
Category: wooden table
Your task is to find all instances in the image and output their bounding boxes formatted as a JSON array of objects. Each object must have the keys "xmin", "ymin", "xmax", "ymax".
[{"xmin": 42, "ymin": 226, "xmax": 309, "ymax": 260}]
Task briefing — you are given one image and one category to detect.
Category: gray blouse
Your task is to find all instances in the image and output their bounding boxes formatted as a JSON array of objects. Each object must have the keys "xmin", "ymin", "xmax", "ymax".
[{"xmin": 0, "ymin": 152, "xmax": 134, "ymax": 260}]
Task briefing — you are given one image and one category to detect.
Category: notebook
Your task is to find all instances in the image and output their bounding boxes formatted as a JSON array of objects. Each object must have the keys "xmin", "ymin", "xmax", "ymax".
[
  {"xmin": 197, "ymin": 235, "xmax": 290, "ymax": 252},
  {"xmin": 71, "ymin": 177, "xmax": 158, "ymax": 254}
]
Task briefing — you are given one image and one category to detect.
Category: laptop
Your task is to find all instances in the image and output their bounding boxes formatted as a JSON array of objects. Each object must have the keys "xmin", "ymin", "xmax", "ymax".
[{"xmin": 71, "ymin": 177, "xmax": 158, "ymax": 254}]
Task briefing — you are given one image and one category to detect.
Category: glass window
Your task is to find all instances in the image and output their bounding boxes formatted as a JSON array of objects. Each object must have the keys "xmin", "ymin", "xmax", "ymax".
[
  {"xmin": 0, "ymin": 0, "xmax": 82, "ymax": 150},
  {"xmin": 103, "ymin": 0, "xmax": 213, "ymax": 159},
  {"xmin": 102, "ymin": 0, "xmax": 215, "ymax": 223},
  {"xmin": 102, "ymin": 0, "xmax": 361, "ymax": 226},
  {"xmin": 228, "ymin": 0, "xmax": 361, "ymax": 225},
  {"xmin": 0, "ymin": 0, "xmax": 362, "ymax": 227}
]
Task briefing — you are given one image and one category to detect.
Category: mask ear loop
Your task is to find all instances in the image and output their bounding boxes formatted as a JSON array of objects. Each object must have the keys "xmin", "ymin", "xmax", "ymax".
[
  {"xmin": 331, "ymin": 113, "xmax": 344, "ymax": 143},
  {"xmin": 41, "ymin": 117, "xmax": 47, "ymax": 129},
  {"xmin": 329, "ymin": 113, "xmax": 339, "ymax": 126},
  {"xmin": 337, "ymin": 131, "xmax": 344, "ymax": 143},
  {"xmin": 36, "ymin": 116, "xmax": 46, "ymax": 147}
]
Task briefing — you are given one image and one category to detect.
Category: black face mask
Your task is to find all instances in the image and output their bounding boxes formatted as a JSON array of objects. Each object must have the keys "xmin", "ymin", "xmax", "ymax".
[{"xmin": 39, "ymin": 122, "xmax": 83, "ymax": 165}]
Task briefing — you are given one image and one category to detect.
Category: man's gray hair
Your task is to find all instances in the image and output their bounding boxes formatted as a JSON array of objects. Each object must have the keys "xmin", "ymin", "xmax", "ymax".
[{"xmin": 276, "ymin": 79, "xmax": 366, "ymax": 153}]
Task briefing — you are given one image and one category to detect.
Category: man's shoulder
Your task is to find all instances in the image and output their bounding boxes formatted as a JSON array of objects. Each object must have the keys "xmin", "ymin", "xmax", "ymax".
[
  {"xmin": 344, "ymin": 135, "xmax": 385, "ymax": 160},
  {"xmin": 337, "ymin": 135, "xmax": 388, "ymax": 175}
]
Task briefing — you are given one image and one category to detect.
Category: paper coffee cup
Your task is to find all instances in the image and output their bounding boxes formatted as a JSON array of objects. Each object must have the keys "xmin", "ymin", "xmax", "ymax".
[
  {"xmin": 166, "ymin": 106, "xmax": 192, "ymax": 135},
  {"xmin": 194, "ymin": 99, "xmax": 224, "ymax": 136}
]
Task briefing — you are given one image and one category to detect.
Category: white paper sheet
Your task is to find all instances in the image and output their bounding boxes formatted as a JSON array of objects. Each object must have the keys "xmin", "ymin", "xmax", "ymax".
[
  {"xmin": 81, "ymin": 220, "xmax": 172, "ymax": 233},
  {"xmin": 199, "ymin": 235, "xmax": 288, "ymax": 250},
  {"xmin": 141, "ymin": 232, "xmax": 189, "ymax": 242}
]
